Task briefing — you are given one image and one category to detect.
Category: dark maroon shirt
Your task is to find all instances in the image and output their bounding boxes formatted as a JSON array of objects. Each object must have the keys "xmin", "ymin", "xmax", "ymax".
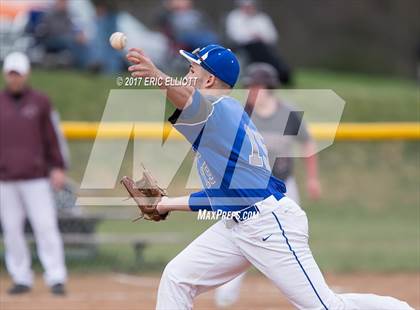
[{"xmin": 0, "ymin": 87, "xmax": 66, "ymax": 180}]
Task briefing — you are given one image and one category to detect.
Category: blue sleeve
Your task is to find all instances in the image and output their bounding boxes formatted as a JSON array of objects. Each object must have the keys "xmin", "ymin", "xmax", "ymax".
[
  {"xmin": 189, "ymin": 190, "xmax": 213, "ymax": 211},
  {"xmin": 174, "ymin": 90, "xmax": 202, "ymax": 121},
  {"xmin": 168, "ymin": 90, "xmax": 213, "ymax": 145}
]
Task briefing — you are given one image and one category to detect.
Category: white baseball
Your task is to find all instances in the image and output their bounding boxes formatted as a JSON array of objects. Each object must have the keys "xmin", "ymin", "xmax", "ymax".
[{"xmin": 109, "ymin": 32, "xmax": 127, "ymax": 50}]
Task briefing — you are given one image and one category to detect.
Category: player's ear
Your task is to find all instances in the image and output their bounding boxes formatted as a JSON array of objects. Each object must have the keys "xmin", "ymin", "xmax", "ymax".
[{"xmin": 204, "ymin": 75, "xmax": 216, "ymax": 89}]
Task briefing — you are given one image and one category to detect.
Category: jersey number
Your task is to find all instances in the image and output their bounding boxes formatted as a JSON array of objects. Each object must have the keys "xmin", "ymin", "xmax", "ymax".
[{"xmin": 245, "ymin": 125, "xmax": 270, "ymax": 169}]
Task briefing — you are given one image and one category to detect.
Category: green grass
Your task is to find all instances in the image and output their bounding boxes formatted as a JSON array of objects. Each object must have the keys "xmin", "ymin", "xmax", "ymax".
[
  {"xmin": 307, "ymin": 202, "xmax": 419, "ymax": 272},
  {"xmin": 61, "ymin": 141, "xmax": 418, "ymax": 273},
  {"xmin": 92, "ymin": 197, "xmax": 418, "ymax": 273},
  {"xmin": 0, "ymin": 69, "xmax": 418, "ymax": 273},
  {"xmin": 1, "ymin": 68, "xmax": 417, "ymax": 122},
  {"xmin": 295, "ymin": 70, "xmax": 419, "ymax": 122}
]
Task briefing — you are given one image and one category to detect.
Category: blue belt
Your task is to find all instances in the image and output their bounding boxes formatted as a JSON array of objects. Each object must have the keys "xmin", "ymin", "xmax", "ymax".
[
  {"xmin": 232, "ymin": 192, "xmax": 284, "ymax": 223},
  {"xmin": 233, "ymin": 205, "xmax": 260, "ymax": 223}
]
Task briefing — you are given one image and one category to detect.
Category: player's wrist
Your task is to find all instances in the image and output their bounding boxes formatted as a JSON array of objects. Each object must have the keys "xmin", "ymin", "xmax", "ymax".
[
  {"xmin": 157, "ymin": 196, "xmax": 170, "ymax": 214},
  {"xmin": 154, "ymin": 70, "xmax": 169, "ymax": 88}
]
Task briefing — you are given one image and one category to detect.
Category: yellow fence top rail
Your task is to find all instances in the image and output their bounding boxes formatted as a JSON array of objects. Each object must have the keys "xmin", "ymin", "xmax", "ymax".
[{"xmin": 61, "ymin": 122, "xmax": 420, "ymax": 141}]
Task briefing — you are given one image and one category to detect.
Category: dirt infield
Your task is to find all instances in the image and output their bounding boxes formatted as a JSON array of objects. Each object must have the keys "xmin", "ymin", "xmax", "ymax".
[{"xmin": 1, "ymin": 273, "xmax": 418, "ymax": 310}]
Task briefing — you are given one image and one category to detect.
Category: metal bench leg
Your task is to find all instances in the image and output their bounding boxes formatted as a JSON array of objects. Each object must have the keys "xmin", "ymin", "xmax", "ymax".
[{"xmin": 134, "ymin": 243, "xmax": 146, "ymax": 266}]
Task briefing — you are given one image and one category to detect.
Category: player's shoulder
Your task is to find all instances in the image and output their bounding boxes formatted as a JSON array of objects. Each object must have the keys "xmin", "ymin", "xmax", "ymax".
[
  {"xmin": 204, "ymin": 94, "xmax": 226, "ymax": 105},
  {"xmin": 280, "ymin": 100, "xmax": 297, "ymax": 112},
  {"xmin": 207, "ymin": 95, "xmax": 242, "ymax": 111},
  {"xmin": 202, "ymin": 94, "xmax": 231, "ymax": 112},
  {"xmin": 199, "ymin": 93, "xmax": 244, "ymax": 125},
  {"xmin": 215, "ymin": 96, "xmax": 248, "ymax": 123}
]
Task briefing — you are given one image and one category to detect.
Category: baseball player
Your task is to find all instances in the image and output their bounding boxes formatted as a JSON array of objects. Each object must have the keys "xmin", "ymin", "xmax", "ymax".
[
  {"xmin": 215, "ymin": 62, "xmax": 321, "ymax": 307},
  {"xmin": 0, "ymin": 52, "xmax": 68, "ymax": 295},
  {"xmin": 126, "ymin": 45, "xmax": 413, "ymax": 309}
]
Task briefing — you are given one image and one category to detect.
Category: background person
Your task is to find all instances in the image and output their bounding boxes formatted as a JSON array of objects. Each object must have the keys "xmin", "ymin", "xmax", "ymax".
[
  {"xmin": 226, "ymin": 0, "xmax": 292, "ymax": 85},
  {"xmin": 243, "ymin": 62, "xmax": 321, "ymax": 203},
  {"xmin": 157, "ymin": 0, "xmax": 219, "ymax": 51},
  {"xmin": 0, "ymin": 52, "xmax": 68, "ymax": 296},
  {"xmin": 215, "ymin": 62, "xmax": 321, "ymax": 308},
  {"xmin": 35, "ymin": 0, "xmax": 89, "ymax": 68},
  {"xmin": 88, "ymin": 0, "xmax": 124, "ymax": 74}
]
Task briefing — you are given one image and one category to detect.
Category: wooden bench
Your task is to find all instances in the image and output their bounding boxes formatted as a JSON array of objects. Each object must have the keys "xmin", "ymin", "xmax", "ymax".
[{"xmin": 0, "ymin": 215, "xmax": 185, "ymax": 265}]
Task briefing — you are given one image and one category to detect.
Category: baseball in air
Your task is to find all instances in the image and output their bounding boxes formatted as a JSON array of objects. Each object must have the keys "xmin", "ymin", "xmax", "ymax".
[{"xmin": 109, "ymin": 32, "xmax": 127, "ymax": 50}]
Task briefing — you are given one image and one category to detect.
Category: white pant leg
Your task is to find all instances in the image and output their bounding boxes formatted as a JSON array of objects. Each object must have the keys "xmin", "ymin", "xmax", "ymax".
[
  {"xmin": 0, "ymin": 181, "xmax": 33, "ymax": 286},
  {"xmin": 214, "ymin": 175, "xmax": 302, "ymax": 307},
  {"xmin": 337, "ymin": 293, "xmax": 413, "ymax": 310},
  {"xmin": 234, "ymin": 197, "xmax": 413, "ymax": 310},
  {"xmin": 18, "ymin": 178, "xmax": 67, "ymax": 286},
  {"xmin": 285, "ymin": 176, "xmax": 300, "ymax": 205},
  {"xmin": 214, "ymin": 272, "xmax": 246, "ymax": 308},
  {"xmin": 156, "ymin": 221, "xmax": 251, "ymax": 310}
]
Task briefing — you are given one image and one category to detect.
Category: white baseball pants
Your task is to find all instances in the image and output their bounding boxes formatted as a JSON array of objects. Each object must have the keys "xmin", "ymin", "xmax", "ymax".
[
  {"xmin": 216, "ymin": 175, "xmax": 301, "ymax": 307},
  {"xmin": 156, "ymin": 196, "xmax": 412, "ymax": 310},
  {"xmin": 0, "ymin": 178, "xmax": 67, "ymax": 286}
]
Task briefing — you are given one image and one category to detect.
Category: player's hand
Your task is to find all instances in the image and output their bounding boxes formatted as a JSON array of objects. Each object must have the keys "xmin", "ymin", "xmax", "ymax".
[
  {"xmin": 307, "ymin": 178, "xmax": 321, "ymax": 200},
  {"xmin": 50, "ymin": 168, "xmax": 66, "ymax": 191},
  {"xmin": 127, "ymin": 48, "xmax": 160, "ymax": 79}
]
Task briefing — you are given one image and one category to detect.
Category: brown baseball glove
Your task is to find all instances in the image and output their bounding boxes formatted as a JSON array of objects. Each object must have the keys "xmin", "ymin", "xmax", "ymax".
[{"xmin": 120, "ymin": 168, "xmax": 168, "ymax": 222}]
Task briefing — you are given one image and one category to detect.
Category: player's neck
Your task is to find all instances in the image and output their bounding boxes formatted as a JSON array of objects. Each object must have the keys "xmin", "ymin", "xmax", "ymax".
[{"xmin": 199, "ymin": 87, "xmax": 231, "ymax": 97}]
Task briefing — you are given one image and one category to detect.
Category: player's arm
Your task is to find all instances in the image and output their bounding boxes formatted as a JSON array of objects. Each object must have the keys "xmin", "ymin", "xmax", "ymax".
[
  {"xmin": 290, "ymin": 112, "xmax": 321, "ymax": 200},
  {"xmin": 303, "ymin": 140, "xmax": 321, "ymax": 199},
  {"xmin": 157, "ymin": 191, "xmax": 212, "ymax": 214},
  {"xmin": 127, "ymin": 48, "xmax": 194, "ymax": 110},
  {"xmin": 157, "ymin": 196, "xmax": 191, "ymax": 213},
  {"xmin": 42, "ymin": 97, "xmax": 68, "ymax": 191}
]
